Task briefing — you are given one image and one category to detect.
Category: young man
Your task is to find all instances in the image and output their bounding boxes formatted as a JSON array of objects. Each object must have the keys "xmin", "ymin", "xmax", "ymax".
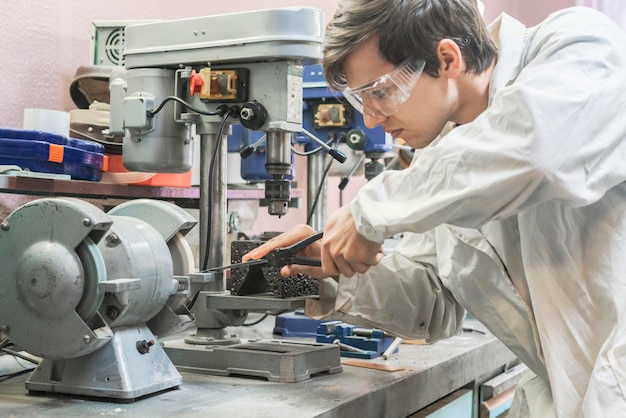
[{"xmin": 243, "ymin": 1, "xmax": 626, "ymax": 416}]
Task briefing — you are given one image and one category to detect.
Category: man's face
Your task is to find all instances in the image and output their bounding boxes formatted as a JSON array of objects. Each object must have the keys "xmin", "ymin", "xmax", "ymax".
[{"xmin": 342, "ymin": 36, "xmax": 453, "ymax": 149}]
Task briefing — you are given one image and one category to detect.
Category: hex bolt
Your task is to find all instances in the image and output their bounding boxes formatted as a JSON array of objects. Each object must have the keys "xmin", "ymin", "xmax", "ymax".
[
  {"xmin": 82, "ymin": 218, "xmax": 92, "ymax": 226},
  {"xmin": 106, "ymin": 234, "xmax": 120, "ymax": 247},
  {"xmin": 136, "ymin": 339, "xmax": 155, "ymax": 354},
  {"xmin": 83, "ymin": 335, "xmax": 92, "ymax": 344},
  {"xmin": 240, "ymin": 107, "xmax": 254, "ymax": 121}
]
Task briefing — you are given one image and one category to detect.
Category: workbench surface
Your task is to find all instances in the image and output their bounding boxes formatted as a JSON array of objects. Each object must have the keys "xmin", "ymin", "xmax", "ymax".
[{"xmin": 0, "ymin": 318, "xmax": 517, "ymax": 418}]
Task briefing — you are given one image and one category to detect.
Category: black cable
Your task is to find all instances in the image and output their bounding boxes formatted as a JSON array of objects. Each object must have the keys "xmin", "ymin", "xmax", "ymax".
[
  {"xmin": 0, "ymin": 343, "xmax": 39, "ymax": 383},
  {"xmin": 201, "ymin": 108, "xmax": 234, "ymax": 272},
  {"xmin": 241, "ymin": 309, "xmax": 288, "ymax": 327},
  {"xmin": 306, "ymin": 152, "xmax": 336, "ymax": 225},
  {"xmin": 0, "ymin": 348, "xmax": 39, "ymax": 365},
  {"xmin": 306, "ymin": 134, "xmax": 342, "ymax": 225},
  {"xmin": 149, "ymin": 96, "xmax": 224, "ymax": 117},
  {"xmin": 185, "ymin": 288, "xmax": 201, "ymax": 311},
  {"xmin": 186, "ymin": 106, "xmax": 229, "ymax": 309},
  {"xmin": 241, "ymin": 314, "xmax": 268, "ymax": 327},
  {"xmin": 0, "ymin": 369, "xmax": 32, "ymax": 383}
]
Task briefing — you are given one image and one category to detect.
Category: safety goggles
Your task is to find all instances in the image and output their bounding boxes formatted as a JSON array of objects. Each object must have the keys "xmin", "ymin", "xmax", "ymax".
[{"xmin": 343, "ymin": 59, "xmax": 426, "ymax": 118}]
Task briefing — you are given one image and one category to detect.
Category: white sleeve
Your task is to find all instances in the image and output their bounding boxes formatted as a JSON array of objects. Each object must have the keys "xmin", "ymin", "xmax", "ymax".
[
  {"xmin": 351, "ymin": 10, "xmax": 626, "ymax": 243},
  {"xmin": 305, "ymin": 231, "xmax": 465, "ymax": 341}
]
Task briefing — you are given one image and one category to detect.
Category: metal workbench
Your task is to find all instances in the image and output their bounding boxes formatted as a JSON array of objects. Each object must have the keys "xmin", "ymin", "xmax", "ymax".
[{"xmin": 0, "ymin": 318, "xmax": 517, "ymax": 418}]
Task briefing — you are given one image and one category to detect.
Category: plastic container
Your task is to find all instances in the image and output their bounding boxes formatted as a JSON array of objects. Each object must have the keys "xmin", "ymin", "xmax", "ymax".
[{"xmin": 0, "ymin": 127, "xmax": 107, "ymax": 181}]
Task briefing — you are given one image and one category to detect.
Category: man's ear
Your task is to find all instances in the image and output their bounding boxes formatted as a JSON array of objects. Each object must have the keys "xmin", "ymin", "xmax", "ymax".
[{"xmin": 436, "ymin": 39, "xmax": 463, "ymax": 78}]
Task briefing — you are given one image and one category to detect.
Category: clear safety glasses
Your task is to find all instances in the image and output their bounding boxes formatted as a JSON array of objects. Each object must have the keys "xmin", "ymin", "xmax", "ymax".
[{"xmin": 343, "ymin": 59, "xmax": 426, "ymax": 118}]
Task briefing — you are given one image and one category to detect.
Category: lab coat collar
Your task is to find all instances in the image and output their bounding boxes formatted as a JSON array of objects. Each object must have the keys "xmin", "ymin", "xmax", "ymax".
[{"xmin": 488, "ymin": 13, "xmax": 528, "ymax": 102}]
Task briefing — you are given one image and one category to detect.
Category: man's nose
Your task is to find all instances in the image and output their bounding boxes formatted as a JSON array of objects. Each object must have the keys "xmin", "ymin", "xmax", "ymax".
[{"xmin": 362, "ymin": 112, "xmax": 387, "ymax": 129}]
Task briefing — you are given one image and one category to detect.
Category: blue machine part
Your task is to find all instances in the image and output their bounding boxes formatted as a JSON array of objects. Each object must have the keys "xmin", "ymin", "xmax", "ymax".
[
  {"xmin": 273, "ymin": 310, "xmax": 324, "ymax": 338},
  {"xmin": 229, "ymin": 124, "xmax": 294, "ymax": 182},
  {"xmin": 316, "ymin": 321, "xmax": 398, "ymax": 359},
  {"xmin": 299, "ymin": 64, "xmax": 390, "ymax": 155}
]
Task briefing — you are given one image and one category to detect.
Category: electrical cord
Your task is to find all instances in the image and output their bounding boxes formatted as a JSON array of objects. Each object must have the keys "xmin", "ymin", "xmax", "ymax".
[
  {"xmin": 185, "ymin": 289, "xmax": 201, "ymax": 311},
  {"xmin": 0, "ymin": 369, "xmax": 32, "ymax": 383},
  {"xmin": 241, "ymin": 314, "xmax": 268, "ymax": 327},
  {"xmin": 0, "ymin": 347, "xmax": 38, "ymax": 365},
  {"xmin": 148, "ymin": 96, "xmax": 224, "ymax": 117},
  {"xmin": 241, "ymin": 309, "xmax": 288, "ymax": 327},
  {"xmin": 0, "ymin": 339, "xmax": 39, "ymax": 383},
  {"xmin": 306, "ymin": 146, "xmax": 339, "ymax": 225},
  {"xmin": 306, "ymin": 133, "xmax": 343, "ymax": 225},
  {"xmin": 200, "ymin": 107, "xmax": 236, "ymax": 272},
  {"xmin": 183, "ymin": 106, "xmax": 236, "ymax": 310}
]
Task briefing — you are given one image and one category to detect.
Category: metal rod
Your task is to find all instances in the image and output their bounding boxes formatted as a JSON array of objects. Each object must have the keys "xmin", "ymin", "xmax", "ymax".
[
  {"xmin": 307, "ymin": 152, "xmax": 327, "ymax": 230},
  {"xmin": 382, "ymin": 337, "xmax": 402, "ymax": 360}
]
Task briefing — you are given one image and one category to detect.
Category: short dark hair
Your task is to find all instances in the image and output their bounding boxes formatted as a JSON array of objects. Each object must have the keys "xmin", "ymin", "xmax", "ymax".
[{"xmin": 323, "ymin": 0, "xmax": 497, "ymax": 90}]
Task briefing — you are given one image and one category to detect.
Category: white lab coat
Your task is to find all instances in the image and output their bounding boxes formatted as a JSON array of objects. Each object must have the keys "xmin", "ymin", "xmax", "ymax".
[{"xmin": 306, "ymin": 8, "xmax": 626, "ymax": 417}]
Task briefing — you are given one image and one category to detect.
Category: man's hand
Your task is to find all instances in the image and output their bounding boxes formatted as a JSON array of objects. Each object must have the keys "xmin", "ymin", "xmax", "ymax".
[
  {"xmin": 241, "ymin": 224, "xmax": 328, "ymax": 279},
  {"xmin": 320, "ymin": 205, "xmax": 384, "ymax": 278}
]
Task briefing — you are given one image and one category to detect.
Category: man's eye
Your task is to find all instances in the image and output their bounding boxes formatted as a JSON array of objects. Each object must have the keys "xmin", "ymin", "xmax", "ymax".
[{"xmin": 369, "ymin": 88, "xmax": 388, "ymax": 99}]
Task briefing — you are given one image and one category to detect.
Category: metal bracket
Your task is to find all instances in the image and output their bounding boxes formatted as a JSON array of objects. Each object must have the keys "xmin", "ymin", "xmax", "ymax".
[{"xmin": 99, "ymin": 278, "xmax": 141, "ymax": 306}]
